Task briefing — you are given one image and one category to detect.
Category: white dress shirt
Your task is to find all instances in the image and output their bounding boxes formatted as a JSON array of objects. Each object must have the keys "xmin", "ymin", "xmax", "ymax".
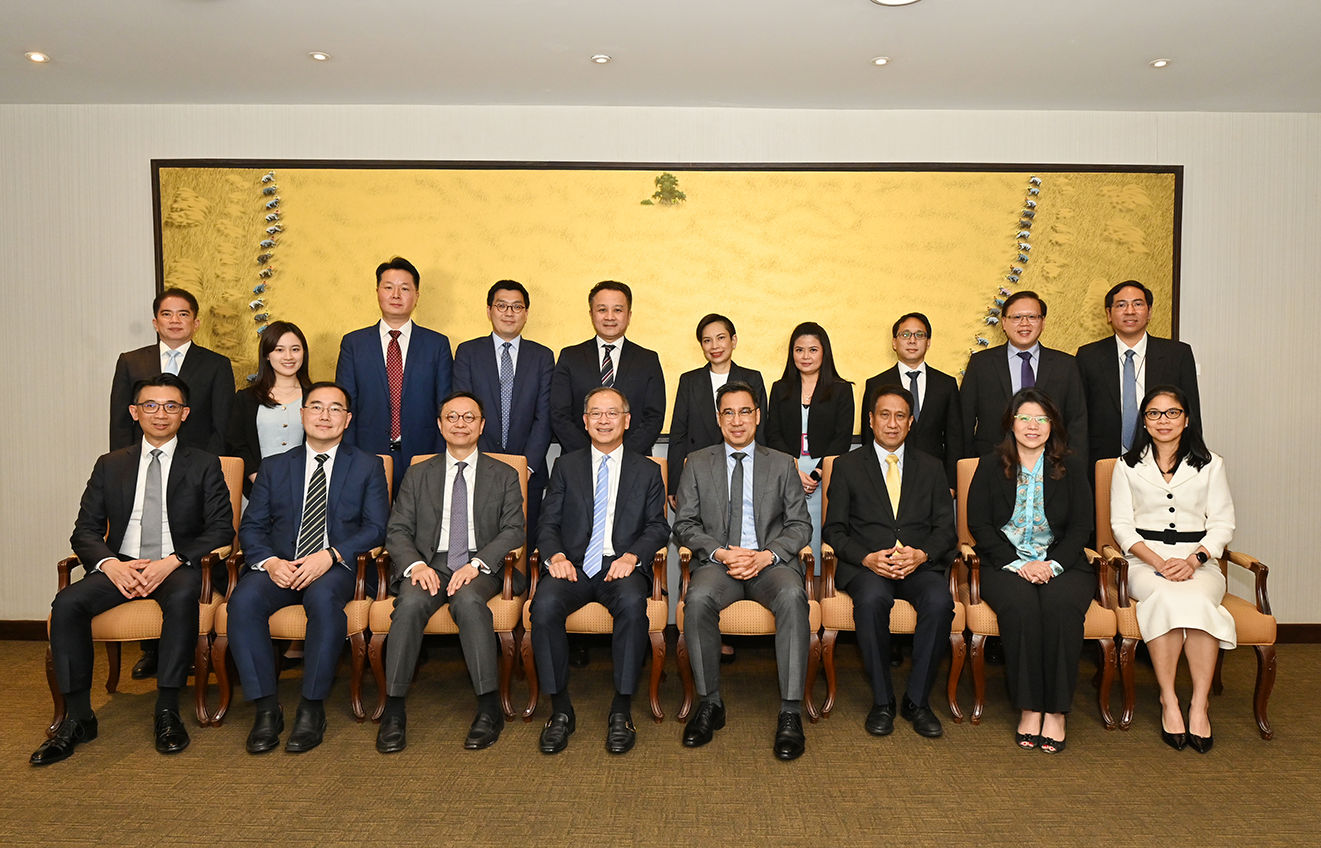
[
  {"xmin": 159, "ymin": 340, "xmax": 191, "ymax": 374},
  {"xmin": 589, "ymin": 444, "xmax": 625, "ymax": 557},
  {"xmin": 378, "ymin": 319, "xmax": 414, "ymax": 371},
  {"xmin": 492, "ymin": 332, "xmax": 521, "ymax": 373},
  {"xmin": 403, "ymin": 449, "xmax": 486, "ymax": 577},
  {"xmin": 97, "ymin": 436, "xmax": 179, "ymax": 571},
  {"xmin": 896, "ymin": 362, "xmax": 927, "ymax": 414},
  {"xmin": 596, "ymin": 336, "xmax": 626, "ymax": 372}
]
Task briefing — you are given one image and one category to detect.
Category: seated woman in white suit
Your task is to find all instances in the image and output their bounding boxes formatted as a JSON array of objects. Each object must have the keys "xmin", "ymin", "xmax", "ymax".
[{"xmin": 1110, "ymin": 384, "xmax": 1235, "ymax": 754}]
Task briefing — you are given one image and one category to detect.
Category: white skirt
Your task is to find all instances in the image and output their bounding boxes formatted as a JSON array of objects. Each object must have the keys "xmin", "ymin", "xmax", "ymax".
[{"xmin": 1126, "ymin": 542, "xmax": 1237, "ymax": 649}]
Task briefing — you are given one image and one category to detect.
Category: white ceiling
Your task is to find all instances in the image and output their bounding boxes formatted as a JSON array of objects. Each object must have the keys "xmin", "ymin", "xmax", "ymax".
[{"xmin": 3, "ymin": 0, "xmax": 1319, "ymax": 111}]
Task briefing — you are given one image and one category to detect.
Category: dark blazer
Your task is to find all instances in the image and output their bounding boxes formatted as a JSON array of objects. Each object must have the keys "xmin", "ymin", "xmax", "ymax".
[
  {"xmin": 225, "ymin": 386, "xmax": 304, "ymax": 497},
  {"xmin": 766, "ymin": 377, "xmax": 855, "ymax": 472},
  {"xmin": 667, "ymin": 363, "xmax": 767, "ymax": 496},
  {"xmin": 549, "ymin": 338, "xmax": 666, "ymax": 455},
  {"xmin": 452, "ymin": 335, "xmax": 554, "ymax": 479},
  {"xmin": 239, "ymin": 443, "xmax": 390, "ymax": 576},
  {"xmin": 536, "ymin": 448, "xmax": 670, "ymax": 579},
  {"xmin": 1075, "ymin": 334, "xmax": 1200, "ymax": 465},
  {"xmin": 966, "ymin": 454, "xmax": 1093, "ymax": 574},
  {"xmin": 109, "ymin": 343, "xmax": 234, "ymax": 453},
  {"xmin": 822, "ymin": 445, "xmax": 957, "ymax": 591},
  {"xmin": 70, "ymin": 443, "xmax": 234, "ymax": 570},
  {"xmin": 860, "ymin": 365, "xmax": 963, "ymax": 489},
  {"xmin": 959, "ymin": 344, "xmax": 1088, "ymax": 460}
]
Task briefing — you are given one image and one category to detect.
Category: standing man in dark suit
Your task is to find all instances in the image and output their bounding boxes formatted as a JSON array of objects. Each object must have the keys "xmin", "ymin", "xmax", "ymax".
[
  {"xmin": 549, "ymin": 281, "xmax": 666, "ymax": 456},
  {"xmin": 960, "ymin": 290, "xmax": 1088, "ymax": 459},
  {"xmin": 1075, "ymin": 280, "xmax": 1200, "ymax": 467},
  {"xmin": 452, "ymin": 280, "xmax": 554, "ymax": 537},
  {"xmin": 673, "ymin": 381, "xmax": 812, "ymax": 760},
  {"xmin": 531, "ymin": 387, "xmax": 670, "ymax": 755},
  {"xmin": 377, "ymin": 392, "xmax": 527, "ymax": 754},
  {"xmin": 336, "ymin": 256, "xmax": 453, "ymax": 490},
  {"xmin": 824, "ymin": 385, "xmax": 956, "ymax": 739},
  {"xmin": 860, "ymin": 312, "xmax": 963, "ymax": 492},
  {"xmin": 32, "ymin": 374, "xmax": 234, "ymax": 765},
  {"xmin": 228, "ymin": 382, "xmax": 390, "ymax": 754}
]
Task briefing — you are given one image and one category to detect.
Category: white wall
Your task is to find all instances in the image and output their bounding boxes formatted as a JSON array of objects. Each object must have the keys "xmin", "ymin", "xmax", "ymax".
[{"xmin": 1, "ymin": 105, "xmax": 1317, "ymax": 623}]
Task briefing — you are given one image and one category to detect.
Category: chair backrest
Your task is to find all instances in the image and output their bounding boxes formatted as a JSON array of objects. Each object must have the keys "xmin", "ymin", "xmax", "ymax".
[
  {"xmin": 1094, "ymin": 458, "xmax": 1119, "ymax": 552},
  {"xmin": 820, "ymin": 455, "xmax": 837, "ymax": 518},
  {"xmin": 409, "ymin": 451, "xmax": 530, "ymax": 517},
  {"xmin": 379, "ymin": 454, "xmax": 394, "ymax": 501},
  {"xmin": 218, "ymin": 456, "xmax": 244, "ymax": 547},
  {"xmin": 651, "ymin": 456, "xmax": 667, "ymax": 517},
  {"xmin": 956, "ymin": 457, "xmax": 979, "ymax": 547}
]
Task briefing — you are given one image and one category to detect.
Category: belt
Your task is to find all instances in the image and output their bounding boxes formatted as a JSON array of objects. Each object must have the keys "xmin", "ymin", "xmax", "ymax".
[
  {"xmin": 389, "ymin": 441, "xmax": 402, "ymax": 452},
  {"xmin": 1136, "ymin": 528, "xmax": 1205, "ymax": 545}
]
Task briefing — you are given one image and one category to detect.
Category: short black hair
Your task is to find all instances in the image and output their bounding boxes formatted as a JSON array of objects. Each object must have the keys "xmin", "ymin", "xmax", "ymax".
[
  {"xmin": 487, "ymin": 280, "xmax": 529, "ymax": 308},
  {"xmin": 583, "ymin": 385, "xmax": 629, "ymax": 413},
  {"xmin": 439, "ymin": 390, "xmax": 485, "ymax": 419},
  {"xmin": 153, "ymin": 288, "xmax": 199, "ymax": 315},
  {"xmin": 870, "ymin": 384, "xmax": 915, "ymax": 416},
  {"xmin": 303, "ymin": 381, "xmax": 351, "ymax": 411},
  {"xmin": 1104, "ymin": 280, "xmax": 1155, "ymax": 309},
  {"xmin": 1002, "ymin": 290, "xmax": 1047, "ymax": 318},
  {"xmin": 715, "ymin": 380, "xmax": 757, "ymax": 409},
  {"xmin": 132, "ymin": 372, "xmax": 190, "ymax": 406},
  {"xmin": 891, "ymin": 312, "xmax": 932, "ymax": 338},
  {"xmin": 589, "ymin": 280, "xmax": 632, "ymax": 308},
  {"xmin": 696, "ymin": 313, "xmax": 736, "ymax": 342},
  {"xmin": 376, "ymin": 256, "xmax": 420, "ymax": 289}
]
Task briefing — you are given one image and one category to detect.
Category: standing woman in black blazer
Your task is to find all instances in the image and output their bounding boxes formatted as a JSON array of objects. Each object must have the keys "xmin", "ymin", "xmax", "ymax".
[
  {"xmin": 226, "ymin": 320, "xmax": 313, "ymax": 496},
  {"xmin": 968, "ymin": 387, "xmax": 1093, "ymax": 754},
  {"xmin": 767, "ymin": 322, "xmax": 855, "ymax": 564}
]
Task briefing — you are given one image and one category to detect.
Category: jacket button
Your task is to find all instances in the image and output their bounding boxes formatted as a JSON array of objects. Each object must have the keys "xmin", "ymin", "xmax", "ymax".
[
  {"xmin": 1167, "ymin": 493, "xmax": 1173, "ymax": 499},
  {"xmin": 1169, "ymin": 523, "xmax": 1176, "ymax": 528},
  {"xmin": 1169, "ymin": 507, "xmax": 1176, "ymax": 513}
]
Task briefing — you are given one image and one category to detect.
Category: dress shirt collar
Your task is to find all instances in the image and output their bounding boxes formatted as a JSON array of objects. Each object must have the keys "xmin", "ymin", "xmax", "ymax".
[
  {"xmin": 378, "ymin": 318, "xmax": 414, "ymax": 341},
  {"xmin": 590, "ymin": 443, "xmax": 624, "ymax": 467},
  {"xmin": 447, "ymin": 446, "xmax": 480, "ymax": 468},
  {"xmin": 1007, "ymin": 341, "xmax": 1041, "ymax": 360},
  {"xmin": 596, "ymin": 336, "xmax": 626, "ymax": 355},
  {"xmin": 898, "ymin": 361, "xmax": 926, "ymax": 377},
  {"xmin": 1115, "ymin": 332, "xmax": 1149, "ymax": 359},
  {"xmin": 492, "ymin": 332, "xmax": 521, "ymax": 353},
  {"xmin": 872, "ymin": 440, "xmax": 905, "ymax": 472},
  {"xmin": 139, "ymin": 435, "xmax": 180, "ymax": 460},
  {"xmin": 158, "ymin": 339, "xmax": 192, "ymax": 360},
  {"xmin": 305, "ymin": 442, "xmax": 340, "ymax": 464},
  {"xmin": 724, "ymin": 441, "xmax": 756, "ymax": 461}
]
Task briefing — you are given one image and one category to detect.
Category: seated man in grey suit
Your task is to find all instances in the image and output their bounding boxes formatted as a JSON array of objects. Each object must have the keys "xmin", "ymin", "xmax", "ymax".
[
  {"xmin": 823, "ymin": 385, "xmax": 956, "ymax": 739},
  {"xmin": 377, "ymin": 391, "xmax": 527, "ymax": 753},
  {"xmin": 673, "ymin": 381, "xmax": 813, "ymax": 761}
]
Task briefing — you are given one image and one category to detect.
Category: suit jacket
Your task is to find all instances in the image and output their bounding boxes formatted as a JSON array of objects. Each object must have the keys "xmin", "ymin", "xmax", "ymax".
[
  {"xmin": 536, "ymin": 448, "xmax": 670, "ymax": 579},
  {"xmin": 860, "ymin": 365, "xmax": 963, "ymax": 489},
  {"xmin": 549, "ymin": 338, "xmax": 666, "ymax": 455},
  {"xmin": 70, "ymin": 443, "xmax": 234, "ymax": 571},
  {"xmin": 109, "ymin": 343, "xmax": 234, "ymax": 453},
  {"xmin": 822, "ymin": 444, "xmax": 957, "ymax": 591},
  {"xmin": 335, "ymin": 323, "xmax": 453, "ymax": 465},
  {"xmin": 1075, "ymin": 335, "xmax": 1200, "ymax": 465},
  {"xmin": 452, "ymin": 335, "xmax": 554, "ymax": 479},
  {"xmin": 239, "ymin": 443, "xmax": 390, "ymax": 576},
  {"xmin": 385, "ymin": 451, "xmax": 528, "ymax": 593},
  {"xmin": 667, "ymin": 363, "xmax": 768, "ymax": 496},
  {"xmin": 967, "ymin": 454, "xmax": 1093, "ymax": 574},
  {"xmin": 1109, "ymin": 449, "xmax": 1233, "ymax": 558},
  {"xmin": 766, "ymin": 377, "xmax": 855, "ymax": 470},
  {"xmin": 960, "ymin": 344, "xmax": 1089, "ymax": 460}
]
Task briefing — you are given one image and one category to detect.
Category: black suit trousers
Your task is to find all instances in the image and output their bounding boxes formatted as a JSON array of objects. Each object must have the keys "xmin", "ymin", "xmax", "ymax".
[
  {"xmin": 529, "ymin": 564, "xmax": 650, "ymax": 696},
  {"xmin": 845, "ymin": 568, "xmax": 954, "ymax": 707}
]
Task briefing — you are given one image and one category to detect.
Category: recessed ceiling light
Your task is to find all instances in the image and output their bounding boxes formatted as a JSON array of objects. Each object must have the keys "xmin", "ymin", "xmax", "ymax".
[
  {"xmin": 25, "ymin": 52, "xmax": 51, "ymax": 63},
  {"xmin": 1149, "ymin": 58, "xmax": 1170, "ymax": 68},
  {"xmin": 870, "ymin": 0, "xmax": 922, "ymax": 6},
  {"xmin": 591, "ymin": 54, "xmax": 611, "ymax": 64},
  {"xmin": 871, "ymin": 56, "xmax": 891, "ymax": 66},
  {"xmin": 309, "ymin": 51, "xmax": 331, "ymax": 61}
]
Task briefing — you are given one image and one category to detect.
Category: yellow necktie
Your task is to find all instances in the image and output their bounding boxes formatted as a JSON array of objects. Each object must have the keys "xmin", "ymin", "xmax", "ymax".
[{"xmin": 885, "ymin": 453, "xmax": 902, "ymax": 547}]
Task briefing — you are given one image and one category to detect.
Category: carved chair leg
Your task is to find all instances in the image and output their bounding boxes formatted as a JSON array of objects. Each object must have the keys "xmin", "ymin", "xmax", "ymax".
[
  {"xmin": 1096, "ymin": 637, "xmax": 1117, "ymax": 729},
  {"xmin": 349, "ymin": 632, "xmax": 367, "ymax": 722},
  {"xmin": 194, "ymin": 634, "xmax": 212, "ymax": 726},
  {"xmin": 105, "ymin": 642, "xmax": 122, "ymax": 694},
  {"xmin": 819, "ymin": 629, "xmax": 839, "ymax": 718},
  {"xmin": 947, "ymin": 631, "xmax": 966, "ymax": 723},
  {"xmin": 368, "ymin": 633, "xmax": 388, "ymax": 722},
  {"xmin": 513, "ymin": 624, "xmax": 527, "ymax": 680},
  {"xmin": 1254, "ymin": 644, "xmax": 1277, "ymax": 740},
  {"xmin": 1118, "ymin": 637, "xmax": 1138, "ymax": 730},
  {"xmin": 498, "ymin": 631, "xmax": 516, "ymax": 721},
  {"xmin": 1212, "ymin": 647, "xmax": 1225, "ymax": 696},
  {"xmin": 805, "ymin": 632, "xmax": 822, "ymax": 722},
  {"xmin": 46, "ymin": 644, "xmax": 66, "ymax": 737},
  {"xmin": 520, "ymin": 631, "xmax": 539, "ymax": 720},
  {"xmin": 675, "ymin": 633, "xmax": 696, "ymax": 721},
  {"xmin": 210, "ymin": 634, "xmax": 231, "ymax": 727},
  {"xmin": 648, "ymin": 630, "xmax": 666, "ymax": 723},
  {"xmin": 969, "ymin": 633, "xmax": 987, "ymax": 725}
]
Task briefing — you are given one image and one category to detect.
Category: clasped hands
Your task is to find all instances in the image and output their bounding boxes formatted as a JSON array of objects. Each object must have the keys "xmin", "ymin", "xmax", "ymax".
[
  {"xmin": 1015, "ymin": 561, "xmax": 1055, "ymax": 584},
  {"xmin": 264, "ymin": 548, "xmax": 337, "ymax": 590},
  {"xmin": 103, "ymin": 555, "xmax": 182, "ymax": 599},
  {"xmin": 716, "ymin": 546, "xmax": 774, "ymax": 580},
  {"xmin": 1155, "ymin": 555, "xmax": 1201, "ymax": 582},
  {"xmin": 863, "ymin": 546, "xmax": 927, "ymax": 580},
  {"xmin": 547, "ymin": 551, "xmax": 638, "ymax": 582},
  {"xmin": 410, "ymin": 562, "xmax": 484, "ymax": 597}
]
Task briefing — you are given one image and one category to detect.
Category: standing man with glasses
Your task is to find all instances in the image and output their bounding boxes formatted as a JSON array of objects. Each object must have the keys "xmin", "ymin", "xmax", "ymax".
[
  {"xmin": 960, "ymin": 291, "xmax": 1088, "ymax": 459},
  {"xmin": 453, "ymin": 280, "xmax": 554, "ymax": 538},
  {"xmin": 227, "ymin": 382, "xmax": 390, "ymax": 754}
]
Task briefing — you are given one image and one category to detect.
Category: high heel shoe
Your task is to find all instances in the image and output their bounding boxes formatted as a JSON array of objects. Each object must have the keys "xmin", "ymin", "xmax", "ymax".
[
  {"xmin": 1187, "ymin": 733, "xmax": 1213, "ymax": 754},
  {"xmin": 1161, "ymin": 725, "xmax": 1187, "ymax": 751}
]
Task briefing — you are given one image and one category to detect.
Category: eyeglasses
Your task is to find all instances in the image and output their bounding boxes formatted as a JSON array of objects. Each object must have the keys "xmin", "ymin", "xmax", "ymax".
[
  {"xmin": 304, "ymin": 403, "xmax": 349, "ymax": 417},
  {"xmin": 442, "ymin": 411, "xmax": 480, "ymax": 423},
  {"xmin": 136, "ymin": 401, "xmax": 184, "ymax": 414},
  {"xmin": 587, "ymin": 409, "xmax": 622, "ymax": 420},
  {"xmin": 1004, "ymin": 314, "xmax": 1043, "ymax": 324},
  {"xmin": 1144, "ymin": 408, "xmax": 1185, "ymax": 420},
  {"xmin": 1013, "ymin": 414, "xmax": 1050, "ymax": 425},
  {"xmin": 719, "ymin": 408, "xmax": 757, "ymax": 421},
  {"xmin": 895, "ymin": 330, "xmax": 928, "ymax": 340},
  {"xmin": 492, "ymin": 302, "xmax": 527, "ymax": 314},
  {"xmin": 873, "ymin": 411, "xmax": 911, "ymax": 422}
]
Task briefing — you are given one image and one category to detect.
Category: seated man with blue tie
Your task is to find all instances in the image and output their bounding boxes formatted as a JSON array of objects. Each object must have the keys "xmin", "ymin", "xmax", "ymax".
[
  {"xmin": 227, "ymin": 382, "xmax": 390, "ymax": 754},
  {"xmin": 33, "ymin": 374, "xmax": 234, "ymax": 765},
  {"xmin": 531, "ymin": 386, "xmax": 670, "ymax": 755},
  {"xmin": 673, "ymin": 381, "xmax": 813, "ymax": 760}
]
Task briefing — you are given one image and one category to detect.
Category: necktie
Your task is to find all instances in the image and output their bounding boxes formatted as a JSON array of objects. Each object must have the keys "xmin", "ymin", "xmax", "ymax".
[
  {"xmin": 1018, "ymin": 351, "xmax": 1036, "ymax": 389},
  {"xmin": 906, "ymin": 370, "xmax": 922, "ymax": 421},
  {"xmin": 583, "ymin": 455, "xmax": 610, "ymax": 578},
  {"xmin": 447, "ymin": 461, "xmax": 469, "ymax": 572},
  {"xmin": 885, "ymin": 454, "xmax": 903, "ymax": 550},
  {"xmin": 499, "ymin": 342, "xmax": 514, "ymax": 449},
  {"xmin": 164, "ymin": 350, "xmax": 181, "ymax": 376},
  {"xmin": 1121, "ymin": 349, "xmax": 1138, "ymax": 453},
  {"xmin": 387, "ymin": 330, "xmax": 403, "ymax": 442},
  {"xmin": 140, "ymin": 449, "xmax": 164, "ymax": 561},
  {"xmin": 727, "ymin": 452, "xmax": 747, "ymax": 547},
  {"xmin": 295, "ymin": 454, "xmax": 329, "ymax": 559},
  {"xmin": 600, "ymin": 344, "xmax": 615, "ymax": 388}
]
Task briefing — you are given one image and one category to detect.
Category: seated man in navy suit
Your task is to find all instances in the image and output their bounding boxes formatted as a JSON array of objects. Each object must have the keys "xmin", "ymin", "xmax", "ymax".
[{"xmin": 228, "ymin": 382, "xmax": 390, "ymax": 754}]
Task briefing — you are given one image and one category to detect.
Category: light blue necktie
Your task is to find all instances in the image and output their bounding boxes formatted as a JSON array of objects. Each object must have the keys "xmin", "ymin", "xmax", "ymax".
[
  {"xmin": 164, "ymin": 350, "xmax": 182, "ymax": 375},
  {"xmin": 583, "ymin": 455, "xmax": 610, "ymax": 578},
  {"xmin": 1121, "ymin": 349, "xmax": 1138, "ymax": 452},
  {"xmin": 499, "ymin": 342, "xmax": 514, "ymax": 449}
]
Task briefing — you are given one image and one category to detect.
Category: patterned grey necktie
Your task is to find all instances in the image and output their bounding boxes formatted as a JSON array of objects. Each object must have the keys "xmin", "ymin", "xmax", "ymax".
[
  {"xmin": 1121, "ymin": 350, "xmax": 1138, "ymax": 452},
  {"xmin": 499, "ymin": 342, "xmax": 514, "ymax": 449},
  {"xmin": 447, "ymin": 461, "xmax": 470, "ymax": 572},
  {"xmin": 140, "ymin": 449, "xmax": 164, "ymax": 561},
  {"xmin": 727, "ymin": 452, "xmax": 747, "ymax": 547}
]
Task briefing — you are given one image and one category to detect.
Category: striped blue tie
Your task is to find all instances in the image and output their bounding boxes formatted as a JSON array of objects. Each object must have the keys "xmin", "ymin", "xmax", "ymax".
[{"xmin": 583, "ymin": 455, "xmax": 610, "ymax": 578}]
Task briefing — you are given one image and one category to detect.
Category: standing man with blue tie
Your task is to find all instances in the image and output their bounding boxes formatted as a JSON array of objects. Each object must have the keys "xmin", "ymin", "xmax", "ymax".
[
  {"xmin": 336, "ymin": 257, "xmax": 453, "ymax": 490},
  {"xmin": 452, "ymin": 280, "xmax": 555, "ymax": 538}
]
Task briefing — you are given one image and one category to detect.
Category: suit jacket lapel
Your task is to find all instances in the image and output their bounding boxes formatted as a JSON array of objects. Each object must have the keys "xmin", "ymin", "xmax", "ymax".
[
  {"xmin": 995, "ymin": 348, "xmax": 1014, "ymax": 400},
  {"xmin": 862, "ymin": 447, "xmax": 895, "ymax": 523},
  {"xmin": 371, "ymin": 329, "xmax": 391, "ymax": 397},
  {"xmin": 290, "ymin": 448, "xmax": 309, "ymax": 526},
  {"xmin": 327, "ymin": 446, "xmax": 351, "ymax": 525},
  {"xmin": 750, "ymin": 445, "xmax": 774, "ymax": 547},
  {"xmin": 699, "ymin": 364, "xmax": 718, "ymax": 443},
  {"xmin": 1103, "ymin": 340, "xmax": 1123, "ymax": 411},
  {"xmin": 424, "ymin": 457, "xmax": 449, "ymax": 560},
  {"xmin": 120, "ymin": 445, "xmax": 143, "ymax": 534}
]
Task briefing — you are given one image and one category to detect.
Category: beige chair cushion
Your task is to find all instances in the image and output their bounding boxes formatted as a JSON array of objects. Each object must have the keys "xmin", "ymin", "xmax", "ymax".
[
  {"xmin": 959, "ymin": 583, "xmax": 1116, "ymax": 639},
  {"xmin": 214, "ymin": 599, "xmax": 371, "ymax": 638},
  {"xmin": 1104, "ymin": 583, "xmax": 1275, "ymax": 645},
  {"xmin": 821, "ymin": 590, "xmax": 966, "ymax": 634},
  {"xmin": 369, "ymin": 596, "xmax": 523, "ymax": 634},
  {"xmin": 522, "ymin": 599, "xmax": 668, "ymax": 633},
  {"xmin": 54, "ymin": 597, "xmax": 222, "ymax": 642},
  {"xmin": 675, "ymin": 599, "xmax": 821, "ymax": 635}
]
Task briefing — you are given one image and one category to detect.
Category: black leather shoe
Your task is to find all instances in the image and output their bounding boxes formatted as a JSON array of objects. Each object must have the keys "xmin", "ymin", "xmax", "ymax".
[
  {"xmin": 720, "ymin": 642, "xmax": 737, "ymax": 665},
  {"xmin": 901, "ymin": 697, "xmax": 944, "ymax": 738},
  {"xmin": 246, "ymin": 708, "xmax": 284, "ymax": 754},
  {"xmin": 30, "ymin": 716, "xmax": 98, "ymax": 765},
  {"xmin": 606, "ymin": 713, "xmax": 636, "ymax": 754},
  {"xmin": 774, "ymin": 711, "xmax": 806, "ymax": 760},
  {"xmin": 376, "ymin": 713, "xmax": 407, "ymax": 754},
  {"xmin": 1188, "ymin": 733, "xmax": 1213, "ymax": 754},
  {"xmin": 154, "ymin": 710, "xmax": 190, "ymax": 754},
  {"xmin": 1161, "ymin": 722, "xmax": 1187, "ymax": 751},
  {"xmin": 682, "ymin": 700, "xmax": 727, "ymax": 748},
  {"xmin": 865, "ymin": 702, "xmax": 896, "ymax": 737},
  {"xmin": 539, "ymin": 712, "xmax": 575, "ymax": 754},
  {"xmin": 569, "ymin": 644, "xmax": 590, "ymax": 668},
  {"xmin": 285, "ymin": 706, "xmax": 327, "ymax": 753},
  {"xmin": 131, "ymin": 650, "xmax": 158, "ymax": 680},
  {"xmin": 464, "ymin": 712, "xmax": 504, "ymax": 750}
]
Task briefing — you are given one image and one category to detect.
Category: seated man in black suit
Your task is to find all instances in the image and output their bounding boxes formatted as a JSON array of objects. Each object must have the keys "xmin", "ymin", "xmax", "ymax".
[
  {"xmin": 33, "ymin": 374, "xmax": 234, "ymax": 765},
  {"xmin": 531, "ymin": 386, "xmax": 670, "ymax": 755},
  {"xmin": 378, "ymin": 392, "xmax": 527, "ymax": 753},
  {"xmin": 823, "ymin": 385, "xmax": 957, "ymax": 738},
  {"xmin": 861, "ymin": 312, "xmax": 963, "ymax": 493}
]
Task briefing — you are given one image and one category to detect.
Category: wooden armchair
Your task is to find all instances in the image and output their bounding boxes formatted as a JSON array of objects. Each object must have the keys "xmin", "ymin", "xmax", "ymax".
[
  {"xmin": 955, "ymin": 457, "xmax": 1117, "ymax": 727},
  {"xmin": 520, "ymin": 456, "xmax": 670, "ymax": 723},
  {"xmin": 44, "ymin": 455, "xmax": 243, "ymax": 734},
  {"xmin": 365, "ymin": 452, "xmax": 530, "ymax": 722},
  {"xmin": 1094, "ymin": 457, "xmax": 1277, "ymax": 739},
  {"xmin": 811, "ymin": 455, "xmax": 966, "ymax": 722}
]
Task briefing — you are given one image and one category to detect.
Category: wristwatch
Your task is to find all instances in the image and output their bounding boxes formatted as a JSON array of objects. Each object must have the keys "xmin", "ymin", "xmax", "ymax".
[{"xmin": 1194, "ymin": 551, "xmax": 1209, "ymax": 564}]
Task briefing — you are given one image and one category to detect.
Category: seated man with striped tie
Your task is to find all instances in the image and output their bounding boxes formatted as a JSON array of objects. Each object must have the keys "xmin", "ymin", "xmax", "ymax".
[
  {"xmin": 673, "ymin": 381, "xmax": 813, "ymax": 760},
  {"xmin": 530, "ymin": 387, "xmax": 670, "ymax": 755},
  {"xmin": 33, "ymin": 373, "xmax": 234, "ymax": 765},
  {"xmin": 377, "ymin": 391, "xmax": 526, "ymax": 753},
  {"xmin": 227, "ymin": 382, "xmax": 390, "ymax": 754}
]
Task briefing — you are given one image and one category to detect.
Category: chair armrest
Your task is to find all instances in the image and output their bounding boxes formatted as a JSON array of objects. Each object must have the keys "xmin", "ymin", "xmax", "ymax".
[
  {"xmin": 527, "ymin": 550, "xmax": 541, "ymax": 600},
  {"xmin": 651, "ymin": 549, "xmax": 667, "ymax": 601},
  {"xmin": 354, "ymin": 548, "xmax": 382, "ymax": 601},
  {"xmin": 960, "ymin": 543, "xmax": 982, "ymax": 605},
  {"xmin": 374, "ymin": 552, "xmax": 393, "ymax": 601},
  {"xmin": 57, "ymin": 555, "xmax": 80, "ymax": 591},
  {"xmin": 501, "ymin": 546, "xmax": 525, "ymax": 601},
  {"xmin": 799, "ymin": 546, "xmax": 815, "ymax": 599},
  {"xmin": 1101, "ymin": 544, "xmax": 1131, "ymax": 608},
  {"xmin": 223, "ymin": 551, "xmax": 247, "ymax": 600},
  {"xmin": 1223, "ymin": 549, "xmax": 1272, "ymax": 616},
  {"xmin": 821, "ymin": 543, "xmax": 837, "ymax": 599},
  {"xmin": 1084, "ymin": 547, "xmax": 1108, "ymax": 605},
  {"xmin": 199, "ymin": 546, "xmax": 231, "ymax": 603},
  {"xmin": 677, "ymin": 547, "xmax": 693, "ymax": 602}
]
